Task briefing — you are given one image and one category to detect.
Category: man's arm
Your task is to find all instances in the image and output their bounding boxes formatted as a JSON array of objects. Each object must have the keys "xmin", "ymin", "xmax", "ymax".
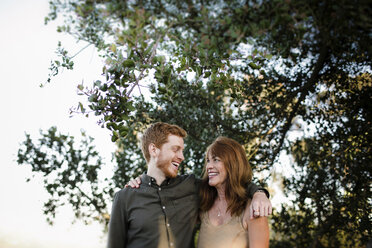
[
  {"xmin": 128, "ymin": 177, "xmax": 272, "ymax": 220},
  {"xmin": 107, "ymin": 191, "xmax": 127, "ymax": 248},
  {"xmin": 246, "ymin": 183, "xmax": 270, "ymax": 199},
  {"xmin": 245, "ymin": 183, "xmax": 272, "ymax": 222}
]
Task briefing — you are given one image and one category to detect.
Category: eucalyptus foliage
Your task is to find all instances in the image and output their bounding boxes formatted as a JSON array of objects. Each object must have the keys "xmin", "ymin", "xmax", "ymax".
[{"xmin": 17, "ymin": 0, "xmax": 371, "ymax": 246}]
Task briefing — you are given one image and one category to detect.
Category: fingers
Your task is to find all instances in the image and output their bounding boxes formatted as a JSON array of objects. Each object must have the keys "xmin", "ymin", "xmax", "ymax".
[
  {"xmin": 252, "ymin": 201, "xmax": 261, "ymax": 218},
  {"xmin": 253, "ymin": 208, "xmax": 261, "ymax": 218},
  {"xmin": 129, "ymin": 179, "xmax": 139, "ymax": 188},
  {"xmin": 266, "ymin": 202, "xmax": 273, "ymax": 216},
  {"xmin": 125, "ymin": 176, "xmax": 143, "ymax": 189},
  {"xmin": 259, "ymin": 205, "xmax": 265, "ymax": 217},
  {"xmin": 264, "ymin": 204, "xmax": 272, "ymax": 216},
  {"xmin": 249, "ymin": 204, "xmax": 254, "ymax": 220},
  {"xmin": 251, "ymin": 191, "xmax": 273, "ymax": 218},
  {"xmin": 135, "ymin": 176, "xmax": 141, "ymax": 185},
  {"xmin": 126, "ymin": 178, "xmax": 140, "ymax": 188},
  {"xmin": 260, "ymin": 205, "xmax": 267, "ymax": 217},
  {"xmin": 252, "ymin": 207, "xmax": 262, "ymax": 218},
  {"xmin": 252, "ymin": 203, "xmax": 272, "ymax": 218},
  {"xmin": 128, "ymin": 180, "xmax": 137, "ymax": 188}
]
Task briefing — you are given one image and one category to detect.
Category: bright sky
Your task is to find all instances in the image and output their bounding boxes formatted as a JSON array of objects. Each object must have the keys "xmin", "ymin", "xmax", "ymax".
[{"xmin": 0, "ymin": 0, "xmax": 116, "ymax": 247}]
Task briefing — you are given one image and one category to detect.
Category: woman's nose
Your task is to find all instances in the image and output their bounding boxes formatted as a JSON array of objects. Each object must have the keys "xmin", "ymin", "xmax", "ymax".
[{"xmin": 206, "ymin": 162, "xmax": 213, "ymax": 170}]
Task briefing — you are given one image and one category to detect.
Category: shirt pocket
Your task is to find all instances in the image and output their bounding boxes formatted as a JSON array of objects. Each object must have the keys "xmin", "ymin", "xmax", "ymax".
[{"xmin": 172, "ymin": 194, "xmax": 198, "ymax": 223}]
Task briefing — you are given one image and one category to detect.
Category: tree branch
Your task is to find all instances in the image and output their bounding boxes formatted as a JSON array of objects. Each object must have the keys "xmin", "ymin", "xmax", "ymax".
[{"xmin": 271, "ymin": 43, "xmax": 328, "ymax": 163}]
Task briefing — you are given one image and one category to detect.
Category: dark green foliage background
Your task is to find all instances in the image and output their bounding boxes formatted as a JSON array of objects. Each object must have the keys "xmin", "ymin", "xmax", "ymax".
[{"xmin": 17, "ymin": 0, "xmax": 371, "ymax": 247}]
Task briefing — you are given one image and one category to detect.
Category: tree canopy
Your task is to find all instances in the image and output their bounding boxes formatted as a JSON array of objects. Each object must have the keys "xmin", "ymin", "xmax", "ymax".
[{"xmin": 17, "ymin": 0, "xmax": 371, "ymax": 246}]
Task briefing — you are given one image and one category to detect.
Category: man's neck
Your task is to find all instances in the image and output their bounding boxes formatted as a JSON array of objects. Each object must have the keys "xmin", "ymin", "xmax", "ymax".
[{"xmin": 147, "ymin": 163, "xmax": 166, "ymax": 185}]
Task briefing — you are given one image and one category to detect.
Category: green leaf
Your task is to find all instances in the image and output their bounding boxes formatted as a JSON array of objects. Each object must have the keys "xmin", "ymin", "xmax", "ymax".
[
  {"xmin": 110, "ymin": 43, "xmax": 117, "ymax": 53},
  {"xmin": 248, "ymin": 62, "xmax": 261, "ymax": 70},
  {"xmin": 123, "ymin": 59, "xmax": 135, "ymax": 68}
]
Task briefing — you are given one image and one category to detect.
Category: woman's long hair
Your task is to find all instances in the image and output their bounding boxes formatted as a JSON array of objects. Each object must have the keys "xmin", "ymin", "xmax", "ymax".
[{"xmin": 199, "ymin": 136, "xmax": 252, "ymax": 216}]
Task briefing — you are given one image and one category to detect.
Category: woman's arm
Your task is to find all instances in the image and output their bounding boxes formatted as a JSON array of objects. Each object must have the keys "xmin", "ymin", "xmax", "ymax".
[
  {"xmin": 245, "ymin": 200, "xmax": 269, "ymax": 248},
  {"xmin": 248, "ymin": 215, "xmax": 269, "ymax": 248}
]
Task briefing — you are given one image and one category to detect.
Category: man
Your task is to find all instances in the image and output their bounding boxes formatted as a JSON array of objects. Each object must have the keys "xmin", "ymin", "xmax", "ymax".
[{"xmin": 107, "ymin": 122, "xmax": 272, "ymax": 248}]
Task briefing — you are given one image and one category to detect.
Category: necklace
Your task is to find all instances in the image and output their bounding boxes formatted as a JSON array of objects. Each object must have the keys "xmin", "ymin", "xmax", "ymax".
[
  {"xmin": 217, "ymin": 204, "xmax": 225, "ymax": 217},
  {"xmin": 216, "ymin": 196, "xmax": 225, "ymax": 217}
]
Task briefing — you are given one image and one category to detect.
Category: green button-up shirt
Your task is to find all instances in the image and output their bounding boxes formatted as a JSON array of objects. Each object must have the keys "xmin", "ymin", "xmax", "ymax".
[{"xmin": 107, "ymin": 174, "xmax": 260, "ymax": 248}]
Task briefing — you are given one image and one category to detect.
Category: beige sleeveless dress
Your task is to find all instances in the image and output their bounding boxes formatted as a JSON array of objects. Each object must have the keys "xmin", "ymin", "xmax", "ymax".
[{"xmin": 197, "ymin": 212, "xmax": 249, "ymax": 248}]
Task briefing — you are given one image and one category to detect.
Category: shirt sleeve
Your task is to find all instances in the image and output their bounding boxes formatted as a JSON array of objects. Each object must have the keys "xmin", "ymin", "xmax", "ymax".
[
  {"xmin": 246, "ymin": 182, "xmax": 270, "ymax": 199},
  {"xmin": 107, "ymin": 191, "xmax": 128, "ymax": 248}
]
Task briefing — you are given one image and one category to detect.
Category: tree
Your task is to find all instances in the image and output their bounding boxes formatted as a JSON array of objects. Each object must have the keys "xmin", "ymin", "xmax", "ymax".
[
  {"xmin": 17, "ymin": 127, "xmax": 112, "ymax": 226},
  {"xmin": 271, "ymin": 73, "xmax": 371, "ymax": 247},
  {"xmin": 18, "ymin": 0, "xmax": 371, "ymax": 246}
]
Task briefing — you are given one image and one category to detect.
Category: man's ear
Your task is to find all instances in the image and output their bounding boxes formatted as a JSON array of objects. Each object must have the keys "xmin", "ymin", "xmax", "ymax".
[{"xmin": 148, "ymin": 143, "xmax": 158, "ymax": 157}]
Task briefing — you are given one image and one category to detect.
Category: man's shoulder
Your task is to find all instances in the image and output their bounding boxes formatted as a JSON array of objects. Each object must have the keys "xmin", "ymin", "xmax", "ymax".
[
  {"xmin": 113, "ymin": 187, "xmax": 131, "ymax": 199},
  {"xmin": 114, "ymin": 186, "xmax": 147, "ymax": 197},
  {"xmin": 113, "ymin": 186, "xmax": 154, "ymax": 205}
]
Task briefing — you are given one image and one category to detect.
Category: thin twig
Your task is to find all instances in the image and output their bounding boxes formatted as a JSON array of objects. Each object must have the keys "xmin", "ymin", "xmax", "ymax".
[{"xmin": 70, "ymin": 43, "xmax": 92, "ymax": 59}]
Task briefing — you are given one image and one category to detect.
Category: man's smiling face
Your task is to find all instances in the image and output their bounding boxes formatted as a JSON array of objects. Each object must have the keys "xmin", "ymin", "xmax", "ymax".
[{"xmin": 155, "ymin": 134, "xmax": 185, "ymax": 178}]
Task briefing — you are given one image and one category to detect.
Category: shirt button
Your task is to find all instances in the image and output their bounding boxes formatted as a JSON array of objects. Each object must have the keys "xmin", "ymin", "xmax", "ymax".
[
  {"xmin": 167, "ymin": 223, "xmax": 170, "ymax": 227},
  {"xmin": 162, "ymin": 206, "xmax": 165, "ymax": 209},
  {"xmin": 158, "ymin": 187, "xmax": 161, "ymax": 191},
  {"xmin": 148, "ymin": 182, "xmax": 151, "ymax": 185}
]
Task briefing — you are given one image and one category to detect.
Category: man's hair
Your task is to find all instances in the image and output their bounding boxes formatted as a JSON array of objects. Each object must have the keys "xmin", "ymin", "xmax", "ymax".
[
  {"xmin": 141, "ymin": 122, "xmax": 187, "ymax": 162},
  {"xmin": 199, "ymin": 136, "xmax": 252, "ymax": 216}
]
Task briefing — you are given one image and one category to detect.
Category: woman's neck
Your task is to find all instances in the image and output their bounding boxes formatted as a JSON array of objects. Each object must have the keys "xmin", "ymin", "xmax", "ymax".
[
  {"xmin": 215, "ymin": 184, "xmax": 226, "ymax": 202},
  {"xmin": 208, "ymin": 184, "xmax": 231, "ymax": 226}
]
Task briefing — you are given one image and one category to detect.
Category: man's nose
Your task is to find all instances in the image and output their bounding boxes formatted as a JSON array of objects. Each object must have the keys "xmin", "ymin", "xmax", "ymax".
[{"xmin": 178, "ymin": 150, "xmax": 184, "ymax": 161}]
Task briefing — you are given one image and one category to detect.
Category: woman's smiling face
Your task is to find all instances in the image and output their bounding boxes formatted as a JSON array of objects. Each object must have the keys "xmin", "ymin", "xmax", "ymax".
[{"xmin": 206, "ymin": 153, "xmax": 227, "ymax": 188}]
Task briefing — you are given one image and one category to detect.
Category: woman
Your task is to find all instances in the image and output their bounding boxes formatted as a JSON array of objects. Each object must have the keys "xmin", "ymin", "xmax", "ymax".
[{"xmin": 197, "ymin": 136, "xmax": 269, "ymax": 248}]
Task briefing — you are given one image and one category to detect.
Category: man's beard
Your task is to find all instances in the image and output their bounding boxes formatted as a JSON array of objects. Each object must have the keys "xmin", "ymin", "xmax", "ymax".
[{"xmin": 157, "ymin": 159, "xmax": 178, "ymax": 178}]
